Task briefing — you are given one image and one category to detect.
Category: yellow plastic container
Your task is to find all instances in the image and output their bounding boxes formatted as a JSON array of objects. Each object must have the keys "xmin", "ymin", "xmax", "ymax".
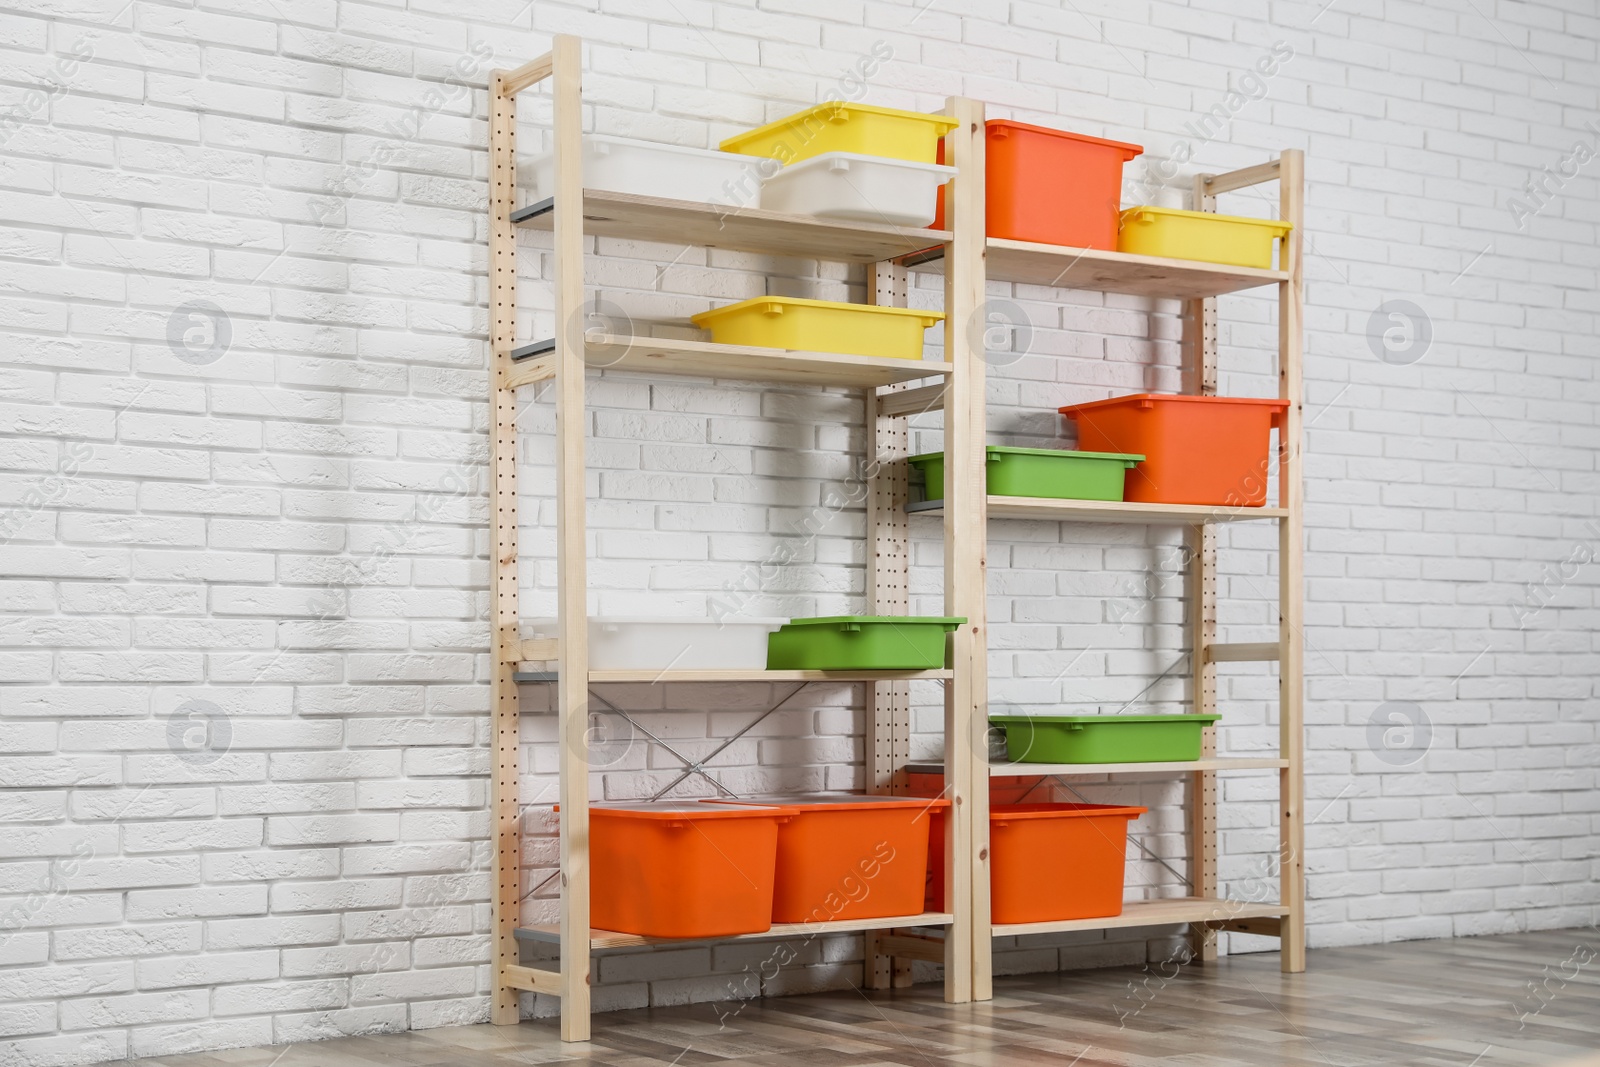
[
  {"xmin": 720, "ymin": 103, "xmax": 959, "ymax": 166},
  {"xmin": 691, "ymin": 297, "xmax": 942, "ymax": 360},
  {"xmin": 1117, "ymin": 206, "xmax": 1292, "ymax": 269}
]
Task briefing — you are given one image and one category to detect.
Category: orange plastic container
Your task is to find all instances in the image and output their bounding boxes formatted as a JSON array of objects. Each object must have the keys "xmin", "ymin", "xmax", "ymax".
[
  {"xmin": 933, "ymin": 120, "xmax": 1142, "ymax": 248},
  {"xmin": 1059, "ymin": 393, "xmax": 1290, "ymax": 507},
  {"xmin": 925, "ymin": 803, "xmax": 1146, "ymax": 923},
  {"xmin": 584, "ymin": 801, "xmax": 786, "ymax": 938},
  {"xmin": 704, "ymin": 794, "xmax": 948, "ymax": 923}
]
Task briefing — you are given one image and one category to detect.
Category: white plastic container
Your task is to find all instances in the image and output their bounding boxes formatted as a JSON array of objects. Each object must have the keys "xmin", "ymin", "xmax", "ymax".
[
  {"xmin": 757, "ymin": 151, "xmax": 957, "ymax": 227},
  {"xmin": 528, "ymin": 135, "xmax": 776, "ymax": 209},
  {"xmin": 525, "ymin": 618, "xmax": 788, "ymax": 671}
]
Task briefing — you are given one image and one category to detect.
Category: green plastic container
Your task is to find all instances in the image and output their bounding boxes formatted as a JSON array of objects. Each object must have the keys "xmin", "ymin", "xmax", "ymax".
[
  {"xmin": 990, "ymin": 713, "xmax": 1223, "ymax": 763},
  {"xmin": 908, "ymin": 446, "xmax": 1144, "ymax": 503},
  {"xmin": 767, "ymin": 616, "xmax": 965, "ymax": 670}
]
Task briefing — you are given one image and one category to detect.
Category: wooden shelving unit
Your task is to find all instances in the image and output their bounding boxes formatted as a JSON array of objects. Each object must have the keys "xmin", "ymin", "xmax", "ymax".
[
  {"xmin": 488, "ymin": 38, "xmax": 986, "ymax": 1041},
  {"xmin": 918, "ymin": 155, "xmax": 1306, "ymax": 998},
  {"xmin": 487, "ymin": 36, "xmax": 1304, "ymax": 1040}
]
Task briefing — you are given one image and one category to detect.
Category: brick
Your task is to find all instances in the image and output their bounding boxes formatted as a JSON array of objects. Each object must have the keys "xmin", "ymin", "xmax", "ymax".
[
  {"xmin": 136, "ymin": 950, "xmax": 278, "ymax": 990},
  {"xmin": 265, "ymin": 813, "xmax": 398, "ymax": 846},
  {"xmin": 59, "ymin": 988, "xmax": 209, "ymax": 1031},
  {"xmin": 0, "ymin": 1031, "xmax": 127, "ymax": 1066},
  {"xmin": 53, "ymin": 923, "xmax": 202, "ymax": 960},
  {"xmin": 204, "ymin": 914, "xmax": 341, "ymax": 950}
]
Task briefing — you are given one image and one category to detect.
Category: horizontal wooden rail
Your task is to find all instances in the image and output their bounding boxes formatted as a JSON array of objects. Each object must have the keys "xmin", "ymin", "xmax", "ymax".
[
  {"xmin": 878, "ymin": 381, "xmax": 947, "ymax": 418},
  {"xmin": 1218, "ymin": 916, "xmax": 1283, "ymax": 937},
  {"xmin": 498, "ymin": 53, "xmax": 554, "ymax": 97},
  {"xmin": 1201, "ymin": 159, "xmax": 1281, "ymax": 195},
  {"xmin": 1207, "ymin": 642, "xmax": 1281, "ymax": 663},
  {"xmin": 875, "ymin": 933, "xmax": 946, "ymax": 962},
  {"xmin": 506, "ymin": 356, "xmax": 556, "ymax": 390},
  {"xmin": 518, "ymin": 638, "xmax": 558, "ymax": 662},
  {"xmin": 503, "ymin": 964, "xmax": 562, "ymax": 995}
]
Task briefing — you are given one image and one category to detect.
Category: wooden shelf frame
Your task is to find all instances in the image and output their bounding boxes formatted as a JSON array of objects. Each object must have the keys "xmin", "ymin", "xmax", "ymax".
[
  {"xmin": 489, "ymin": 39, "xmax": 1303, "ymax": 1037},
  {"xmin": 488, "ymin": 39, "xmax": 986, "ymax": 1040},
  {"xmin": 955, "ymin": 155, "xmax": 1306, "ymax": 995}
]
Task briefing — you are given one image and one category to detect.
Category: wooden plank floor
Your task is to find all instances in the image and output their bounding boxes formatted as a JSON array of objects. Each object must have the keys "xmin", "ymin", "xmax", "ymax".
[{"xmin": 140, "ymin": 927, "xmax": 1600, "ymax": 1066}]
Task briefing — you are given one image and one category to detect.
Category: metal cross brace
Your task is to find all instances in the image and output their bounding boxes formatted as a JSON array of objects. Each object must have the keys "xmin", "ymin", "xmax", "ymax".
[
  {"xmin": 645, "ymin": 682, "xmax": 811, "ymax": 802},
  {"xmin": 586, "ymin": 687, "xmax": 744, "ymax": 799}
]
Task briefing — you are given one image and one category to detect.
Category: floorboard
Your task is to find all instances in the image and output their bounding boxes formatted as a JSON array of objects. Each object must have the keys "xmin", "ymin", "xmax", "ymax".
[{"xmin": 137, "ymin": 927, "xmax": 1600, "ymax": 1066}]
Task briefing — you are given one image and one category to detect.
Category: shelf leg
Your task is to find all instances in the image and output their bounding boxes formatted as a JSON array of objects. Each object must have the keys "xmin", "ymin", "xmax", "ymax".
[
  {"xmin": 940, "ymin": 94, "xmax": 988, "ymax": 1006},
  {"xmin": 549, "ymin": 34, "xmax": 594, "ymax": 1039},
  {"xmin": 1278, "ymin": 148, "xmax": 1307, "ymax": 975}
]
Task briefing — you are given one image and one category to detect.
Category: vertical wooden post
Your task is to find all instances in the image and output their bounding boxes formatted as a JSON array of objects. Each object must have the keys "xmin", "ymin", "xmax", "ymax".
[
  {"xmin": 941, "ymin": 95, "xmax": 987, "ymax": 1006},
  {"xmin": 1184, "ymin": 175, "xmax": 1220, "ymax": 963},
  {"xmin": 488, "ymin": 68, "xmax": 524, "ymax": 1028},
  {"xmin": 1277, "ymin": 149, "xmax": 1307, "ymax": 974},
  {"xmin": 550, "ymin": 34, "xmax": 593, "ymax": 1040},
  {"xmin": 865, "ymin": 260, "xmax": 915, "ymax": 991}
]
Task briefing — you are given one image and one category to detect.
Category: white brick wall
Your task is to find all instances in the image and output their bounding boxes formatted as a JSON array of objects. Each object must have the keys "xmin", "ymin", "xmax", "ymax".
[{"xmin": 2, "ymin": 0, "xmax": 1598, "ymax": 1062}]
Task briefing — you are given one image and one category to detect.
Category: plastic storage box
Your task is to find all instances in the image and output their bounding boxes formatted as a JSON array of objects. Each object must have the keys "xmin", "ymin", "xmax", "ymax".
[
  {"xmin": 1117, "ymin": 206, "xmax": 1292, "ymax": 270},
  {"xmin": 720, "ymin": 103, "xmax": 959, "ymax": 166},
  {"xmin": 1059, "ymin": 393, "xmax": 1290, "ymax": 507},
  {"xmin": 529, "ymin": 134, "xmax": 774, "ymax": 208},
  {"xmin": 990, "ymin": 713, "xmax": 1223, "ymax": 764},
  {"xmin": 758, "ymin": 152, "xmax": 956, "ymax": 228},
  {"xmin": 766, "ymin": 616, "xmax": 965, "ymax": 670},
  {"xmin": 908, "ymin": 446, "xmax": 1144, "ymax": 503},
  {"xmin": 926, "ymin": 803, "xmax": 1147, "ymax": 923},
  {"xmin": 524, "ymin": 618, "xmax": 787, "ymax": 671},
  {"xmin": 703, "ymin": 794, "xmax": 948, "ymax": 923},
  {"xmin": 690, "ymin": 297, "xmax": 942, "ymax": 361},
  {"xmin": 934, "ymin": 120, "xmax": 1142, "ymax": 248},
  {"xmin": 586, "ymin": 801, "xmax": 787, "ymax": 937}
]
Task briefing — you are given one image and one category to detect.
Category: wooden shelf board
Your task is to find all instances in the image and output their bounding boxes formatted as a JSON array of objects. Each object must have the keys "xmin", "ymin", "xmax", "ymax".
[
  {"xmin": 904, "ymin": 757, "xmax": 1288, "ymax": 777},
  {"xmin": 516, "ymin": 912, "xmax": 955, "ymax": 951},
  {"xmin": 904, "ymin": 239, "xmax": 1288, "ymax": 298},
  {"xmin": 515, "ymin": 190, "xmax": 950, "ymax": 263},
  {"xmin": 511, "ymin": 334, "xmax": 950, "ymax": 389},
  {"xmin": 908, "ymin": 496, "xmax": 1288, "ymax": 525},
  {"xmin": 992, "ymin": 897, "xmax": 1288, "ymax": 937},
  {"xmin": 514, "ymin": 668, "xmax": 955, "ymax": 683}
]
